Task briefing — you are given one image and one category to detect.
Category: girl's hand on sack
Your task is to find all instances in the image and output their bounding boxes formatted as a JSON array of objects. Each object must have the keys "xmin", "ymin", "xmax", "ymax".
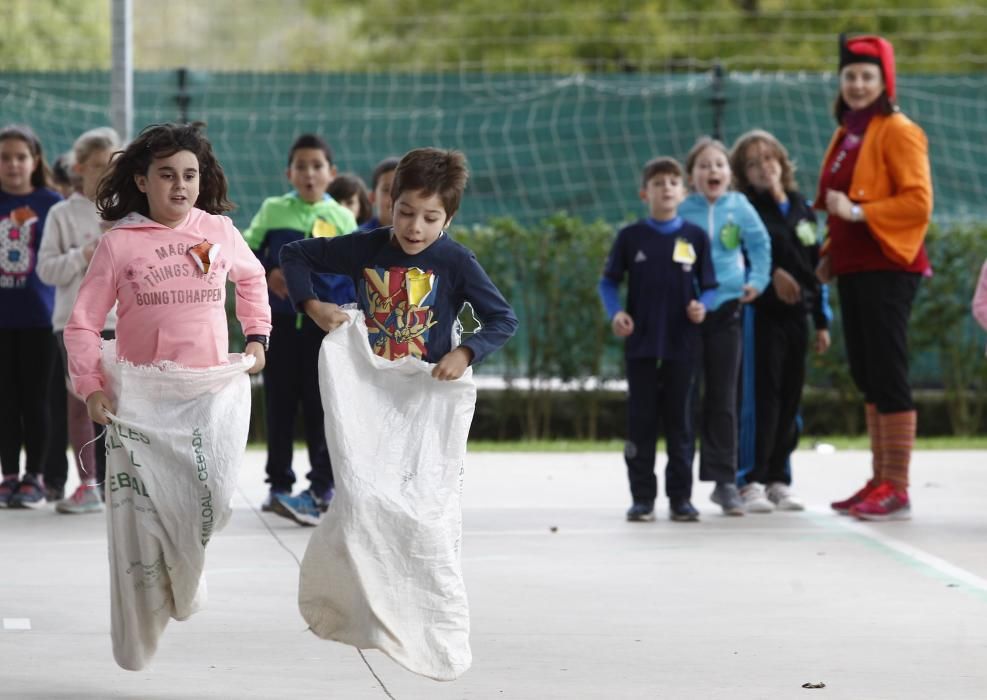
[
  {"xmin": 772, "ymin": 268, "xmax": 802, "ymax": 305},
  {"xmin": 267, "ymin": 267, "xmax": 290, "ymax": 300},
  {"xmin": 432, "ymin": 346, "xmax": 473, "ymax": 381},
  {"xmin": 739, "ymin": 284, "xmax": 760, "ymax": 304},
  {"xmin": 815, "ymin": 329, "xmax": 832, "ymax": 355},
  {"xmin": 611, "ymin": 310, "xmax": 634, "ymax": 337},
  {"xmin": 816, "ymin": 255, "xmax": 832, "ymax": 284},
  {"xmin": 686, "ymin": 300, "xmax": 706, "ymax": 324},
  {"xmin": 304, "ymin": 299, "xmax": 349, "ymax": 332},
  {"xmin": 86, "ymin": 391, "xmax": 114, "ymax": 425},
  {"xmin": 244, "ymin": 342, "xmax": 266, "ymax": 374}
]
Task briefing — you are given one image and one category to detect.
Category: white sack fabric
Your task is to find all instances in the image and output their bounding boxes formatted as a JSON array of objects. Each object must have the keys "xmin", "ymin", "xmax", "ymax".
[
  {"xmin": 298, "ymin": 311, "xmax": 477, "ymax": 681},
  {"xmin": 100, "ymin": 340, "xmax": 253, "ymax": 670}
]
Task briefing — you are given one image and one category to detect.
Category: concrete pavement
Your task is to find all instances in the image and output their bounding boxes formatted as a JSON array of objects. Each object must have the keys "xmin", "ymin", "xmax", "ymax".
[{"xmin": 2, "ymin": 448, "xmax": 985, "ymax": 699}]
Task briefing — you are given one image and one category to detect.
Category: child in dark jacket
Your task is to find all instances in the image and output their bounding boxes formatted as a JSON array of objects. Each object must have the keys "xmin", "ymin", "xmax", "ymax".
[{"xmin": 730, "ymin": 129, "xmax": 831, "ymax": 513}]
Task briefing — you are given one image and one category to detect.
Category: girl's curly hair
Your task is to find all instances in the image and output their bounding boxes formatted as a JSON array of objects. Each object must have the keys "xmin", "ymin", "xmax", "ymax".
[{"xmin": 97, "ymin": 122, "xmax": 233, "ymax": 221}]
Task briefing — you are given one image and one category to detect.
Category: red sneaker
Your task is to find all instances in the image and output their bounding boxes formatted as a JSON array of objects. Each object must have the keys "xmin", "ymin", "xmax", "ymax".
[
  {"xmin": 830, "ymin": 478, "xmax": 880, "ymax": 514},
  {"xmin": 850, "ymin": 481, "xmax": 911, "ymax": 521}
]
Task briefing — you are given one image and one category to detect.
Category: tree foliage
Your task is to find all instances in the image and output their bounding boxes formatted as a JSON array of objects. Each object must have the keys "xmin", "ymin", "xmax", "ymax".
[{"xmin": 3, "ymin": 1, "xmax": 985, "ymax": 72}]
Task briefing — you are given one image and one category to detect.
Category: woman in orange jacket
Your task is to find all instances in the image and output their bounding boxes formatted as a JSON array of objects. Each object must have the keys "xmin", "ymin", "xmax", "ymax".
[{"xmin": 815, "ymin": 34, "xmax": 933, "ymax": 521}]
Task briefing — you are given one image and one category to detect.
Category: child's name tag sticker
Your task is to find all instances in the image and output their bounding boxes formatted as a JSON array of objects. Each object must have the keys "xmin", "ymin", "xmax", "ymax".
[
  {"xmin": 720, "ymin": 222, "xmax": 741, "ymax": 250},
  {"xmin": 796, "ymin": 220, "xmax": 817, "ymax": 246},
  {"xmin": 312, "ymin": 218, "xmax": 339, "ymax": 238},
  {"xmin": 673, "ymin": 238, "xmax": 697, "ymax": 265}
]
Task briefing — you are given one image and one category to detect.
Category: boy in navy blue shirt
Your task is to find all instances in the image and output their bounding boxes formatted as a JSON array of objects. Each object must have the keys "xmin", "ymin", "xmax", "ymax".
[
  {"xmin": 281, "ymin": 147, "xmax": 516, "ymax": 378},
  {"xmin": 599, "ymin": 157, "xmax": 717, "ymax": 522}
]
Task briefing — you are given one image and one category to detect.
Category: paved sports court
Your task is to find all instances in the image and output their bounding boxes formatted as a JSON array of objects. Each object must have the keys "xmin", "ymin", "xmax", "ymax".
[{"xmin": 3, "ymin": 448, "xmax": 985, "ymax": 699}]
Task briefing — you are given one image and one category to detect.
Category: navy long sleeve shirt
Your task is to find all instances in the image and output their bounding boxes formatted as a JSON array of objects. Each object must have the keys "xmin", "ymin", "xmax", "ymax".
[
  {"xmin": 599, "ymin": 217, "xmax": 717, "ymax": 361},
  {"xmin": 281, "ymin": 228, "xmax": 517, "ymax": 365}
]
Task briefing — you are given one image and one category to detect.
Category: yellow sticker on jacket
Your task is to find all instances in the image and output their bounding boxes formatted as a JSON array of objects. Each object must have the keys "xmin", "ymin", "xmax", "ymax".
[
  {"xmin": 672, "ymin": 237, "xmax": 697, "ymax": 265},
  {"xmin": 312, "ymin": 218, "xmax": 338, "ymax": 238}
]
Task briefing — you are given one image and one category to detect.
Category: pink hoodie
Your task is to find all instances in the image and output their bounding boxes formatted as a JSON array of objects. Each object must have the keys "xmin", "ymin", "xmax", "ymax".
[
  {"xmin": 974, "ymin": 259, "xmax": 987, "ymax": 344},
  {"xmin": 65, "ymin": 209, "xmax": 272, "ymax": 398}
]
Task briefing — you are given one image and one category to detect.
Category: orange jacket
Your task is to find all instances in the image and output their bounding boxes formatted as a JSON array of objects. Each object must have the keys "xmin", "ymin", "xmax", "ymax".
[{"xmin": 815, "ymin": 112, "xmax": 933, "ymax": 266}]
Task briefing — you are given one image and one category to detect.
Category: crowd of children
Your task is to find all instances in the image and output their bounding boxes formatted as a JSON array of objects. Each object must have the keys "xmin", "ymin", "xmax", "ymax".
[
  {"xmin": 0, "ymin": 37, "xmax": 968, "ymax": 679},
  {"xmin": 0, "ymin": 113, "xmax": 954, "ymax": 529},
  {"xmin": 0, "ymin": 36, "xmax": 954, "ymax": 534}
]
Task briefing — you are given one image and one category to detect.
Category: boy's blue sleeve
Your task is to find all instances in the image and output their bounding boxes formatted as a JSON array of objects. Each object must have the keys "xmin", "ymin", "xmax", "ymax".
[
  {"xmin": 280, "ymin": 236, "xmax": 353, "ymax": 311},
  {"xmin": 459, "ymin": 254, "xmax": 519, "ymax": 365},
  {"xmin": 598, "ymin": 277, "xmax": 622, "ymax": 319},
  {"xmin": 598, "ymin": 230, "xmax": 625, "ymax": 318},
  {"xmin": 739, "ymin": 199, "xmax": 772, "ymax": 293}
]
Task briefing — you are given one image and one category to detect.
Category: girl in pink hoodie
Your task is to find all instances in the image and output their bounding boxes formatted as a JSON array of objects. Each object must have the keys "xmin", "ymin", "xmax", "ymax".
[{"xmin": 64, "ymin": 122, "xmax": 271, "ymax": 421}]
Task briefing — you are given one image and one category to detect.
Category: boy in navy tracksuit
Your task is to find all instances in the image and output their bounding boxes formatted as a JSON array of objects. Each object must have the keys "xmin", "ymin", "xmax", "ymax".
[
  {"xmin": 598, "ymin": 157, "xmax": 717, "ymax": 522},
  {"xmin": 243, "ymin": 134, "xmax": 357, "ymax": 525}
]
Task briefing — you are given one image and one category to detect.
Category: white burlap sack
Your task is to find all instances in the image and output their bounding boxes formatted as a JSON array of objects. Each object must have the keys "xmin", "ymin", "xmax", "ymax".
[
  {"xmin": 100, "ymin": 340, "xmax": 253, "ymax": 670},
  {"xmin": 298, "ymin": 311, "xmax": 477, "ymax": 681}
]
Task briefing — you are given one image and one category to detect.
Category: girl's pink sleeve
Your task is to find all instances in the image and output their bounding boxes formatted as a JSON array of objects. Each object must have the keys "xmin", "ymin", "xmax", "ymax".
[
  {"xmin": 64, "ymin": 239, "xmax": 118, "ymax": 399},
  {"xmin": 973, "ymin": 260, "xmax": 987, "ymax": 333},
  {"xmin": 228, "ymin": 221, "xmax": 272, "ymax": 336}
]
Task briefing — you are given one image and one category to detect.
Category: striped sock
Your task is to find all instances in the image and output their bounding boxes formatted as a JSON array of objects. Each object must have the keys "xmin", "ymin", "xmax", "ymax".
[
  {"xmin": 878, "ymin": 410, "xmax": 917, "ymax": 489},
  {"xmin": 865, "ymin": 403, "xmax": 882, "ymax": 482}
]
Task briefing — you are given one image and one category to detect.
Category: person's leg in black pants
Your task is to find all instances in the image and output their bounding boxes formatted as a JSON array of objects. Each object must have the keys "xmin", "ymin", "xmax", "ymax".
[
  {"xmin": 623, "ymin": 357, "xmax": 660, "ymax": 513},
  {"xmin": 698, "ymin": 301, "xmax": 743, "ymax": 484},
  {"xmin": 262, "ymin": 314, "xmax": 302, "ymax": 496},
  {"xmin": 300, "ymin": 317, "xmax": 332, "ymax": 499},
  {"xmin": 763, "ymin": 314, "xmax": 808, "ymax": 485},
  {"xmin": 44, "ymin": 339, "xmax": 69, "ymax": 499},
  {"xmin": 18, "ymin": 329, "xmax": 55, "ymax": 478},
  {"xmin": 0, "ymin": 329, "xmax": 25, "ymax": 479},
  {"xmin": 661, "ymin": 358, "xmax": 697, "ymax": 503}
]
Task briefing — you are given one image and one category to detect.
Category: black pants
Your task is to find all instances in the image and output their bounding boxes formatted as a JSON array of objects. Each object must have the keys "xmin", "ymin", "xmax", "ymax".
[
  {"xmin": 838, "ymin": 272, "xmax": 920, "ymax": 413},
  {"xmin": 45, "ymin": 330, "xmax": 113, "ymax": 492},
  {"xmin": 263, "ymin": 313, "xmax": 332, "ymax": 497},
  {"xmin": 0, "ymin": 328, "xmax": 55, "ymax": 478},
  {"xmin": 624, "ymin": 357, "xmax": 697, "ymax": 503},
  {"xmin": 751, "ymin": 310, "xmax": 808, "ymax": 486},
  {"xmin": 696, "ymin": 300, "xmax": 743, "ymax": 484}
]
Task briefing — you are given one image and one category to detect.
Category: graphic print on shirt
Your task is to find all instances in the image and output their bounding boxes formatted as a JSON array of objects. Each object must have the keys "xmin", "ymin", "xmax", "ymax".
[
  {"xmin": 121, "ymin": 240, "xmax": 229, "ymax": 308},
  {"xmin": 0, "ymin": 206, "xmax": 38, "ymax": 287},
  {"xmin": 360, "ymin": 266, "xmax": 438, "ymax": 360}
]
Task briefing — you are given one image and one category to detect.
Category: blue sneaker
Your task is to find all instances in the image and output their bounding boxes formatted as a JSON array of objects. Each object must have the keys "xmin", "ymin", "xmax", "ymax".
[
  {"xmin": 0, "ymin": 476, "xmax": 19, "ymax": 508},
  {"xmin": 11, "ymin": 473, "xmax": 46, "ymax": 509},
  {"xmin": 626, "ymin": 502, "xmax": 656, "ymax": 522},
  {"xmin": 261, "ymin": 488, "xmax": 289, "ymax": 512},
  {"xmin": 272, "ymin": 489, "xmax": 327, "ymax": 527}
]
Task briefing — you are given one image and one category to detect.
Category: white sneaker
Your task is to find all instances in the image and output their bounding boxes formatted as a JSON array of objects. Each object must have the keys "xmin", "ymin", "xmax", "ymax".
[
  {"xmin": 740, "ymin": 483, "xmax": 774, "ymax": 513},
  {"xmin": 55, "ymin": 484, "xmax": 104, "ymax": 514},
  {"xmin": 766, "ymin": 482, "xmax": 804, "ymax": 511}
]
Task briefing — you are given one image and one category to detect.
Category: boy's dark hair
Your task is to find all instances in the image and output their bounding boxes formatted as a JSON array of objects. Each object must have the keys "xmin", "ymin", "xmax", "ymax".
[
  {"xmin": 97, "ymin": 122, "xmax": 233, "ymax": 221},
  {"xmin": 390, "ymin": 148, "xmax": 469, "ymax": 220},
  {"xmin": 370, "ymin": 157, "xmax": 400, "ymax": 190},
  {"xmin": 288, "ymin": 133, "xmax": 334, "ymax": 167},
  {"xmin": 640, "ymin": 157, "xmax": 683, "ymax": 188},
  {"xmin": 327, "ymin": 173, "xmax": 372, "ymax": 224},
  {"xmin": 0, "ymin": 124, "xmax": 52, "ymax": 190}
]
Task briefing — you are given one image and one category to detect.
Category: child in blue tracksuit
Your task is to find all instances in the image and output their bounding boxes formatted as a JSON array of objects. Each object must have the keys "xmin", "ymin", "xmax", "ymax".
[
  {"xmin": 679, "ymin": 137, "xmax": 771, "ymax": 517},
  {"xmin": 599, "ymin": 157, "xmax": 717, "ymax": 522}
]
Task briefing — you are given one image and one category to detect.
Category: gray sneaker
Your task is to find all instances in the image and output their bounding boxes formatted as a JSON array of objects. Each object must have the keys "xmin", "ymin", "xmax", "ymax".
[{"xmin": 710, "ymin": 482, "xmax": 745, "ymax": 516}]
